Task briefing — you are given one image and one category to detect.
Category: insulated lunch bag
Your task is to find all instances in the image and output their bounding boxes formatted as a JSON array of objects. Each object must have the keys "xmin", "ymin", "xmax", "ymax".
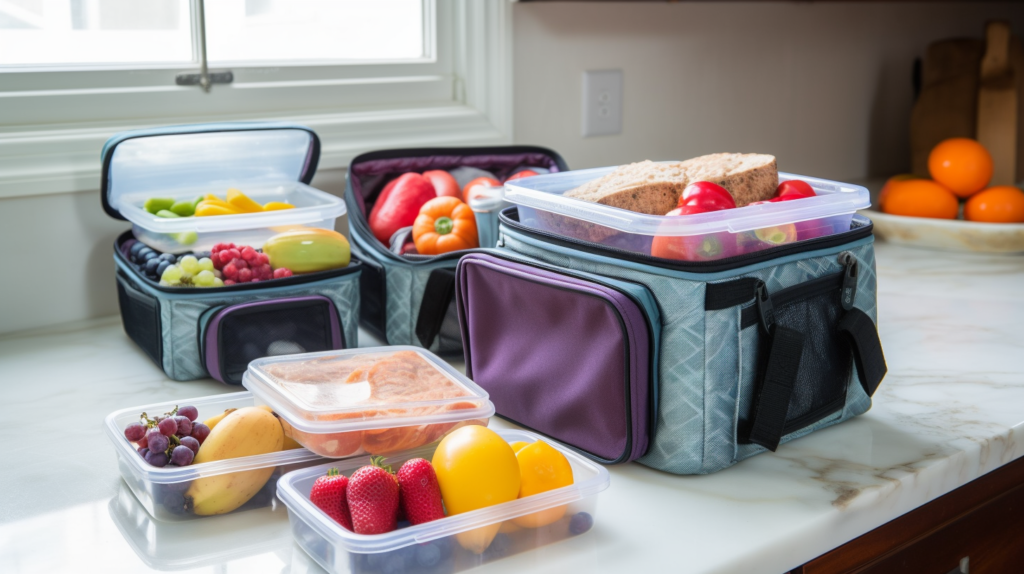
[
  {"xmin": 456, "ymin": 208, "xmax": 887, "ymax": 474},
  {"xmin": 105, "ymin": 123, "xmax": 361, "ymax": 384},
  {"xmin": 344, "ymin": 146, "xmax": 568, "ymax": 353}
]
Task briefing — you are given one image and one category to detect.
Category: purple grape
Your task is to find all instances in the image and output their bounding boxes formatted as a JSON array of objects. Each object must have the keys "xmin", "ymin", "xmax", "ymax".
[
  {"xmin": 124, "ymin": 422, "xmax": 147, "ymax": 442},
  {"xmin": 145, "ymin": 451, "xmax": 169, "ymax": 467},
  {"xmin": 569, "ymin": 512, "xmax": 594, "ymax": 535},
  {"xmin": 190, "ymin": 423, "xmax": 211, "ymax": 444},
  {"xmin": 158, "ymin": 417, "xmax": 178, "ymax": 436},
  {"xmin": 173, "ymin": 415, "xmax": 192, "ymax": 437},
  {"xmin": 177, "ymin": 405, "xmax": 199, "ymax": 422},
  {"xmin": 137, "ymin": 447, "xmax": 149, "ymax": 458},
  {"xmin": 146, "ymin": 429, "xmax": 169, "ymax": 454},
  {"xmin": 179, "ymin": 436, "xmax": 200, "ymax": 455},
  {"xmin": 170, "ymin": 445, "xmax": 194, "ymax": 466}
]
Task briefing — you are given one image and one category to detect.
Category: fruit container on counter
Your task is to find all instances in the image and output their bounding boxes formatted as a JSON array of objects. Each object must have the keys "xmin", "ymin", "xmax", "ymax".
[
  {"xmin": 277, "ymin": 429, "xmax": 610, "ymax": 574},
  {"xmin": 503, "ymin": 166, "xmax": 870, "ymax": 261},
  {"xmin": 102, "ymin": 123, "xmax": 346, "ymax": 254},
  {"xmin": 104, "ymin": 391, "xmax": 327, "ymax": 521},
  {"xmin": 242, "ymin": 346, "xmax": 495, "ymax": 458}
]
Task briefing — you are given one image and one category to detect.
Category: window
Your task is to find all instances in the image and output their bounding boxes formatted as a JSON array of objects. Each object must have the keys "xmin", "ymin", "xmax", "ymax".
[{"xmin": 0, "ymin": 0, "xmax": 511, "ymax": 198}]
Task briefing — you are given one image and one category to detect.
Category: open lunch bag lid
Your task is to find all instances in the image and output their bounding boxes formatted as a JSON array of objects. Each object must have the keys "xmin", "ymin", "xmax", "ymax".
[{"xmin": 100, "ymin": 122, "xmax": 343, "ymax": 226}]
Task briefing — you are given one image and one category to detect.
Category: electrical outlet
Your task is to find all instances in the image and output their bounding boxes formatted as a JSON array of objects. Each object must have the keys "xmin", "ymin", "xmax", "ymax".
[{"xmin": 582, "ymin": 69, "xmax": 623, "ymax": 137}]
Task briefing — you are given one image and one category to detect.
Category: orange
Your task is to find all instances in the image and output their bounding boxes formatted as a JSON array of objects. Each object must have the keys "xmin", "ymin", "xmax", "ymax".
[
  {"xmin": 964, "ymin": 186, "xmax": 1024, "ymax": 223},
  {"xmin": 878, "ymin": 174, "xmax": 921, "ymax": 209},
  {"xmin": 928, "ymin": 138, "xmax": 993, "ymax": 198},
  {"xmin": 882, "ymin": 180, "xmax": 959, "ymax": 219}
]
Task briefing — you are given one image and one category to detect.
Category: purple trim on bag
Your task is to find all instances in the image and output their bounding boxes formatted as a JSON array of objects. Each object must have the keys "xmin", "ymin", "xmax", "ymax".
[
  {"xmin": 457, "ymin": 253, "xmax": 650, "ymax": 463},
  {"xmin": 350, "ymin": 153, "xmax": 562, "ymax": 216},
  {"xmin": 204, "ymin": 295, "xmax": 342, "ymax": 384}
]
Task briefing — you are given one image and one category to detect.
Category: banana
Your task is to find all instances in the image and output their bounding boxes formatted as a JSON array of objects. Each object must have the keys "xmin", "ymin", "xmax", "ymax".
[
  {"xmin": 256, "ymin": 405, "xmax": 304, "ymax": 450},
  {"xmin": 185, "ymin": 407, "xmax": 284, "ymax": 516},
  {"xmin": 202, "ymin": 408, "xmax": 237, "ymax": 430}
]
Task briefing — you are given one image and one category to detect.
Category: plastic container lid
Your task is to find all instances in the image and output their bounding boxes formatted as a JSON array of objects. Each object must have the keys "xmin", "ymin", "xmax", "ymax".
[
  {"xmin": 503, "ymin": 165, "xmax": 871, "ymax": 236},
  {"xmin": 242, "ymin": 346, "xmax": 494, "ymax": 435},
  {"xmin": 276, "ymin": 429, "xmax": 610, "ymax": 553},
  {"xmin": 100, "ymin": 122, "xmax": 346, "ymax": 232}
]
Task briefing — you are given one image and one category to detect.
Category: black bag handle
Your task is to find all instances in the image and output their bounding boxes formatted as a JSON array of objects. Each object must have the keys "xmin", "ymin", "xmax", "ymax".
[
  {"xmin": 415, "ymin": 267, "xmax": 458, "ymax": 348},
  {"xmin": 746, "ymin": 294, "xmax": 887, "ymax": 452}
]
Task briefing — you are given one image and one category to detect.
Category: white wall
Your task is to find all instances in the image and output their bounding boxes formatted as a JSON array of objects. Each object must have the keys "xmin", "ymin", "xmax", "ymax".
[
  {"xmin": 512, "ymin": 2, "xmax": 1024, "ymax": 179},
  {"xmin": 4, "ymin": 1, "xmax": 1023, "ymax": 335}
]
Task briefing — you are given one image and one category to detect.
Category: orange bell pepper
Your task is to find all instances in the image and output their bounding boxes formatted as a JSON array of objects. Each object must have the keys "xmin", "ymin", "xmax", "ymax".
[{"xmin": 412, "ymin": 196, "xmax": 479, "ymax": 255}]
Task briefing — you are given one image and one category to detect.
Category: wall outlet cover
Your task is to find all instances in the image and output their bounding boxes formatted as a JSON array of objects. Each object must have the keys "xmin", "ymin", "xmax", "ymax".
[{"xmin": 582, "ymin": 69, "xmax": 623, "ymax": 138}]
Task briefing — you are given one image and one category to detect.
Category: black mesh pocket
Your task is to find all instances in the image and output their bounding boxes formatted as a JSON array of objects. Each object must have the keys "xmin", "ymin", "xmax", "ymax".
[
  {"xmin": 204, "ymin": 297, "xmax": 344, "ymax": 385},
  {"xmin": 116, "ymin": 271, "xmax": 162, "ymax": 368}
]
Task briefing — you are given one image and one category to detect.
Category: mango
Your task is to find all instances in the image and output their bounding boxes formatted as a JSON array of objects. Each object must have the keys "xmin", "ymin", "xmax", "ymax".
[
  {"xmin": 144, "ymin": 198, "xmax": 175, "ymax": 214},
  {"xmin": 195, "ymin": 202, "xmax": 240, "ymax": 217},
  {"xmin": 262, "ymin": 228, "xmax": 351, "ymax": 273},
  {"xmin": 262, "ymin": 201, "xmax": 295, "ymax": 212},
  {"xmin": 226, "ymin": 188, "xmax": 264, "ymax": 213}
]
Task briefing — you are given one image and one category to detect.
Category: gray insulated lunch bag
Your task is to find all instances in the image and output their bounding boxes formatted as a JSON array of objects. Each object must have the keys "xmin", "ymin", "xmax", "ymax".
[
  {"xmin": 456, "ymin": 208, "xmax": 887, "ymax": 474},
  {"xmin": 345, "ymin": 146, "xmax": 568, "ymax": 353}
]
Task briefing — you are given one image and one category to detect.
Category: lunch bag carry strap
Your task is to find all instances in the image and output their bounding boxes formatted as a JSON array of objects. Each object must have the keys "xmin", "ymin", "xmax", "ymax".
[
  {"xmin": 838, "ymin": 308, "xmax": 888, "ymax": 397},
  {"xmin": 415, "ymin": 267, "xmax": 458, "ymax": 348}
]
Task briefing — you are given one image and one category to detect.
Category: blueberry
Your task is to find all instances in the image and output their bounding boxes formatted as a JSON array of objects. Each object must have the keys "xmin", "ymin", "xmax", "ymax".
[
  {"xmin": 145, "ymin": 258, "xmax": 161, "ymax": 273},
  {"xmin": 193, "ymin": 250, "xmax": 211, "ymax": 260},
  {"xmin": 162, "ymin": 489, "xmax": 186, "ymax": 514},
  {"xmin": 569, "ymin": 512, "xmax": 594, "ymax": 535},
  {"xmin": 129, "ymin": 242, "xmax": 146, "ymax": 259},
  {"xmin": 141, "ymin": 250, "xmax": 158, "ymax": 262},
  {"xmin": 415, "ymin": 543, "xmax": 441, "ymax": 568},
  {"xmin": 156, "ymin": 261, "xmax": 171, "ymax": 277},
  {"xmin": 483, "ymin": 533, "xmax": 511, "ymax": 561},
  {"xmin": 160, "ymin": 252, "xmax": 177, "ymax": 263}
]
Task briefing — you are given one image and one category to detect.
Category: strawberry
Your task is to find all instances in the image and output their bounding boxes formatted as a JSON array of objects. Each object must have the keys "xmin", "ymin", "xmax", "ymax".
[
  {"xmin": 310, "ymin": 468, "xmax": 353, "ymax": 531},
  {"xmin": 346, "ymin": 456, "xmax": 399, "ymax": 534},
  {"xmin": 397, "ymin": 458, "xmax": 445, "ymax": 525}
]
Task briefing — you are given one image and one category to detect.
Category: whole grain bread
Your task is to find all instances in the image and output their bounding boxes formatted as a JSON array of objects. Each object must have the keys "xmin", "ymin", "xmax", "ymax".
[{"xmin": 566, "ymin": 153, "xmax": 779, "ymax": 214}]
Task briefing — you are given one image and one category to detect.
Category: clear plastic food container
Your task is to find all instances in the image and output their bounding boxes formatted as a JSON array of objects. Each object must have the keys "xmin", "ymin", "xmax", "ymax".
[
  {"xmin": 504, "ymin": 166, "xmax": 870, "ymax": 261},
  {"xmin": 104, "ymin": 391, "xmax": 327, "ymax": 521},
  {"xmin": 277, "ymin": 429, "xmax": 610, "ymax": 574},
  {"xmin": 101, "ymin": 124, "xmax": 346, "ymax": 253},
  {"xmin": 242, "ymin": 347, "xmax": 495, "ymax": 458}
]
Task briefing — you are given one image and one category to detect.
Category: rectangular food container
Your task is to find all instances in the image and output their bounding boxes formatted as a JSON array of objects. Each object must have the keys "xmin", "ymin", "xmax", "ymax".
[
  {"xmin": 503, "ymin": 166, "xmax": 870, "ymax": 261},
  {"xmin": 242, "ymin": 346, "xmax": 495, "ymax": 458},
  {"xmin": 277, "ymin": 429, "xmax": 610, "ymax": 574},
  {"xmin": 104, "ymin": 391, "xmax": 327, "ymax": 521},
  {"xmin": 102, "ymin": 123, "xmax": 347, "ymax": 254}
]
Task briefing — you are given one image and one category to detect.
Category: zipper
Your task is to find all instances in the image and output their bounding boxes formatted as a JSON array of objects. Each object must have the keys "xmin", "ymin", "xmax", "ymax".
[
  {"xmin": 838, "ymin": 251, "xmax": 859, "ymax": 310},
  {"xmin": 499, "ymin": 208, "xmax": 873, "ymax": 274},
  {"xmin": 460, "ymin": 252, "xmax": 656, "ymax": 463},
  {"xmin": 115, "ymin": 232, "xmax": 361, "ymax": 295}
]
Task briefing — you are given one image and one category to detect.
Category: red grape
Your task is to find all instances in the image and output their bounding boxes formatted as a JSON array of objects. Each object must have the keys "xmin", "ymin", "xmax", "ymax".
[
  {"xmin": 177, "ymin": 405, "xmax": 198, "ymax": 421},
  {"xmin": 212, "ymin": 243, "xmax": 225, "ymax": 252},
  {"xmin": 258, "ymin": 253, "xmax": 270, "ymax": 265},
  {"xmin": 138, "ymin": 447, "xmax": 149, "ymax": 458},
  {"xmin": 225, "ymin": 248, "xmax": 241, "ymax": 260},
  {"xmin": 241, "ymin": 246, "xmax": 257, "ymax": 261},
  {"xmin": 146, "ymin": 451, "xmax": 169, "ymax": 467},
  {"xmin": 223, "ymin": 263, "xmax": 238, "ymax": 279},
  {"xmin": 231, "ymin": 258, "xmax": 248, "ymax": 269},
  {"xmin": 138, "ymin": 434, "xmax": 148, "ymax": 448},
  {"xmin": 251, "ymin": 278, "xmax": 261, "ymax": 283},
  {"xmin": 257, "ymin": 264, "xmax": 272, "ymax": 279},
  {"xmin": 238, "ymin": 267, "xmax": 252, "ymax": 283},
  {"xmin": 190, "ymin": 423, "xmax": 211, "ymax": 444},
  {"xmin": 224, "ymin": 279, "xmax": 235, "ymax": 286},
  {"xmin": 170, "ymin": 445, "xmax": 195, "ymax": 466},
  {"xmin": 274, "ymin": 268, "xmax": 293, "ymax": 279},
  {"xmin": 158, "ymin": 417, "xmax": 178, "ymax": 436},
  {"xmin": 173, "ymin": 415, "xmax": 192, "ymax": 437},
  {"xmin": 147, "ymin": 429, "xmax": 169, "ymax": 453},
  {"xmin": 124, "ymin": 422, "xmax": 146, "ymax": 442},
  {"xmin": 179, "ymin": 436, "xmax": 200, "ymax": 455}
]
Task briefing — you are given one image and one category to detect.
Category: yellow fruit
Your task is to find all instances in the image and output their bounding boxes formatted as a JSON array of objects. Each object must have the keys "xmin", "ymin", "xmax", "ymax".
[
  {"xmin": 226, "ymin": 188, "xmax": 265, "ymax": 213},
  {"xmin": 262, "ymin": 228, "xmax": 351, "ymax": 273},
  {"xmin": 512, "ymin": 441, "xmax": 574, "ymax": 528},
  {"xmin": 432, "ymin": 426, "xmax": 520, "ymax": 553},
  {"xmin": 195, "ymin": 202, "xmax": 241, "ymax": 217},
  {"xmin": 203, "ymin": 408, "xmax": 237, "ymax": 430},
  {"xmin": 184, "ymin": 407, "xmax": 284, "ymax": 515},
  {"xmin": 262, "ymin": 201, "xmax": 296, "ymax": 211},
  {"xmin": 204, "ymin": 193, "xmax": 220, "ymax": 202},
  {"xmin": 256, "ymin": 405, "xmax": 303, "ymax": 449},
  {"xmin": 509, "ymin": 441, "xmax": 530, "ymax": 453}
]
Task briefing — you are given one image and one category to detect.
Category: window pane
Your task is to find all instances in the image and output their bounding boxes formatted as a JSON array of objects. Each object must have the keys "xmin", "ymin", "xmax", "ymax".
[
  {"xmin": 0, "ymin": 0, "xmax": 192, "ymax": 67},
  {"xmin": 205, "ymin": 0, "xmax": 426, "ymax": 64}
]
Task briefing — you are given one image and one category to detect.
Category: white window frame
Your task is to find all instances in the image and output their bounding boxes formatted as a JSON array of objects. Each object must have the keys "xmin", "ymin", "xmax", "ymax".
[{"xmin": 0, "ymin": 0, "xmax": 512, "ymax": 199}]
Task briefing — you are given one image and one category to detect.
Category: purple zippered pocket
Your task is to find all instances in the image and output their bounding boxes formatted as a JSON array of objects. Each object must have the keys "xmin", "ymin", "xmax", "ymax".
[
  {"xmin": 456, "ymin": 253, "xmax": 653, "ymax": 463},
  {"xmin": 202, "ymin": 295, "xmax": 345, "ymax": 385}
]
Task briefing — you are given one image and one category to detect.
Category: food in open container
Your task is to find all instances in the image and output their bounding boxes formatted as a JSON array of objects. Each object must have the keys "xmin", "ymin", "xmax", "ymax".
[
  {"xmin": 504, "ymin": 155, "xmax": 870, "ymax": 261},
  {"xmin": 242, "ymin": 347, "xmax": 495, "ymax": 458},
  {"xmin": 276, "ymin": 429, "xmax": 609, "ymax": 574}
]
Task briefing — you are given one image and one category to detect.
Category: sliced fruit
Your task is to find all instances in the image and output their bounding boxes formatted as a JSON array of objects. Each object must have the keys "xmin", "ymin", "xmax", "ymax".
[
  {"xmin": 226, "ymin": 188, "xmax": 265, "ymax": 213},
  {"xmin": 195, "ymin": 202, "xmax": 242, "ymax": 217},
  {"xmin": 509, "ymin": 441, "xmax": 530, "ymax": 453},
  {"xmin": 262, "ymin": 201, "xmax": 295, "ymax": 211}
]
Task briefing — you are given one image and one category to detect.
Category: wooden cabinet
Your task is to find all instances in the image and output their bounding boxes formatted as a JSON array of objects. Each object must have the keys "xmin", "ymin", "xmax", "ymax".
[{"xmin": 791, "ymin": 457, "xmax": 1024, "ymax": 574}]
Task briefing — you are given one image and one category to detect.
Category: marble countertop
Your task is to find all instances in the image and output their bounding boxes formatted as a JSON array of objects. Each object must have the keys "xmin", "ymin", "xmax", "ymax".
[{"xmin": 2, "ymin": 242, "xmax": 1023, "ymax": 574}]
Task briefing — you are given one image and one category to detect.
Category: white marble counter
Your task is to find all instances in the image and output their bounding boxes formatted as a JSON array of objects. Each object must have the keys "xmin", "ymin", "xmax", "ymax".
[{"xmin": 2, "ymin": 242, "xmax": 1022, "ymax": 574}]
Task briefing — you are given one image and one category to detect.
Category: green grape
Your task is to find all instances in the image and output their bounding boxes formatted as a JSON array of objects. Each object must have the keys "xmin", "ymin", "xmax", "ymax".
[
  {"xmin": 180, "ymin": 256, "xmax": 200, "ymax": 275},
  {"xmin": 161, "ymin": 264, "xmax": 183, "ymax": 283},
  {"xmin": 212, "ymin": 277, "xmax": 224, "ymax": 287},
  {"xmin": 198, "ymin": 257, "xmax": 214, "ymax": 272},
  {"xmin": 175, "ymin": 231, "xmax": 198, "ymax": 245},
  {"xmin": 195, "ymin": 270, "xmax": 215, "ymax": 286}
]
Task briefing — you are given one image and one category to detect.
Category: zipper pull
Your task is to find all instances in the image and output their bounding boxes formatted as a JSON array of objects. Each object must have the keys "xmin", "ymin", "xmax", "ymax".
[
  {"xmin": 755, "ymin": 281, "xmax": 775, "ymax": 336},
  {"xmin": 838, "ymin": 251, "xmax": 858, "ymax": 311}
]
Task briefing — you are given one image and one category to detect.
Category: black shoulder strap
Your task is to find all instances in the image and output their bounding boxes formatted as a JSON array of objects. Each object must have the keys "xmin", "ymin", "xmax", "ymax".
[
  {"xmin": 746, "ymin": 326, "xmax": 805, "ymax": 452},
  {"xmin": 838, "ymin": 308, "xmax": 887, "ymax": 397},
  {"xmin": 415, "ymin": 267, "xmax": 458, "ymax": 348}
]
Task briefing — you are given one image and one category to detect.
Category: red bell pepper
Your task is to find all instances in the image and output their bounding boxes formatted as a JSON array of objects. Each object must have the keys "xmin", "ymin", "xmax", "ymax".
[{"xmin": 368, "ymin": 173, "xmax": 437, "ymax": 244}]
